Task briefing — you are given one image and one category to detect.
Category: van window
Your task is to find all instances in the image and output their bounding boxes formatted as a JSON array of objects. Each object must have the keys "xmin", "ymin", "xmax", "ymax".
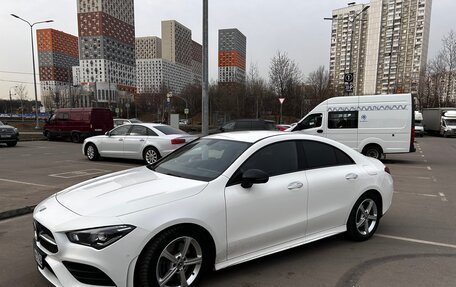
[
  {"xmin": 328, "ymin": 111, "xmax": 358, "ymax": 129},
  {"xmin": 57, "ymin": 113, "xmax": 69, "ymax": 120},
  {"xmin": 296, "ymin": 114, "xmax": 322, "ymax": 130}
]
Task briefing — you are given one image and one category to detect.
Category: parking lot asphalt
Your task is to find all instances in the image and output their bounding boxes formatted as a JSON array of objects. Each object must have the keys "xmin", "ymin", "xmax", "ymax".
[
  {"xmin": 0, "ymin": 136, "xmax": 455, "ymax": 286},
  {"xmin": 0, "ymin": 140, "xmax": 142, "ymax": 219}
]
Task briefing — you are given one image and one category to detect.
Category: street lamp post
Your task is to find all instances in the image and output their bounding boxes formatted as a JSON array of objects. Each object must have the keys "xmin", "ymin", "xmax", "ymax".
[
  {"xmin": 11, "ymin": 14, "xmax": 54, "ymax": 129},
  {"xmin": 202, "ymin": 0, "xmax": 209, "ymax": 135}
]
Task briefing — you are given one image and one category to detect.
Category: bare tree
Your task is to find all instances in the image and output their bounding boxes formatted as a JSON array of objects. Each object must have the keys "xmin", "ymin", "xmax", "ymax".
[
  {"xmin": 440, "ymin": 31, "xmax": 456, "ymax": 102},
  {"xmin": 247, "ymin": 63, "xmax": 268, "ymax": 118},
  {"xmin": 269, "ymin": 51, "xmax": 302, "ymax": 122},
  {"xmin": 269, "ymin": 51, "xmax": 302, "ymax": 99},
  {"xmin": 14, "ymin": 84, "xmax": 28, "ymax": 120},
  {"xmin": 306, "ymin": 66, "xmax": 334, "ymax": 113}
]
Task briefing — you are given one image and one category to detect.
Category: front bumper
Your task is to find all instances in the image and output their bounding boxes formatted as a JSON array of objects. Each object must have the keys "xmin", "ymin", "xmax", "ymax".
[{"xmin": 33, "ymin": 196, "xmax": 147, "ymax": 287}]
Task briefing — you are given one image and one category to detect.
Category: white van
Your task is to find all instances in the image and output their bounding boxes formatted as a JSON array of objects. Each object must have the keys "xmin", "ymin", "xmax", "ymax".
[{"xmin": 290, "ymin": 94, "xmax": 415, "ymax": 159}]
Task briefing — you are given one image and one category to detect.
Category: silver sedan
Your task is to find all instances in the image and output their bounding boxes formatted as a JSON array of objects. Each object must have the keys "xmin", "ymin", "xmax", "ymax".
[{"xmin": 82, "ymin": 123, "xmax": 197, "ymax": 164}]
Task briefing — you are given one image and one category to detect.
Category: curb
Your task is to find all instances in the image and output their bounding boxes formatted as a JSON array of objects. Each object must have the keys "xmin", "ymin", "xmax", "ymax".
[{"xmin": 0, "ymin": 206, "xmax": 36, "ymax": 221}]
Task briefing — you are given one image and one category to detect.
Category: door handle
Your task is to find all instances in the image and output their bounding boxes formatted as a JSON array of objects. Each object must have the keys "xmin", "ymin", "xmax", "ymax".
[
  {"xmin": 317, "ymin": 129, "xmax": 323, "ymax": 134},
  {"xmin": 287, "ymin": 181, "xmax": 304, "ymax": 190},
  {"xmin": 345, "ymin": 173, "xmax": 358, "ymax": 180},
  {"xmin": 118, "ymin": 138, "xmax": 123, "ymax": 142},
  {"xmin": 139, "ymin": 139, "xmax": 145, "ymax": 142}
]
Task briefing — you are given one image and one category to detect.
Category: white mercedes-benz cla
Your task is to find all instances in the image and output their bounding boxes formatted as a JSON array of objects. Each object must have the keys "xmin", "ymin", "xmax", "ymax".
[{"xmin": 33, "ymin": 131, "xmax": 393, "ymax": 287}]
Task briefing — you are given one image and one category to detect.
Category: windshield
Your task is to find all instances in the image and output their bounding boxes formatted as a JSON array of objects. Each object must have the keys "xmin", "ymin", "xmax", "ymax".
[
  {"xmin": 151, "ymin": 139, "xmax": 251, "ymax": 181},
  {"xmin": 155, "ymin": 125, "xmax": 187, "ymax": 135}
]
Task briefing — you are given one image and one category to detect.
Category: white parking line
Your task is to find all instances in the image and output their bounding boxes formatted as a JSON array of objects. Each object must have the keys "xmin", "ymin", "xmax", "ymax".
[
  {"xmin": 56, "ymin": 160, "xmax": 135, "ymax": 169},
  {"xmin": 392, "ymin": 175, "xmax": 431, "ymax": 180},
  {"xmin": 394, "ymin": 191, "xmax": 438, "ymax": 198},
  {"xmin": 0, "ymin": 178, "xmax": 53, "ymax": 188},
  {"xmin": 49, "ymin": 169, "xmax": 111, "ymax": 179},
  {"xmin": 427, "ymin": 166, "xmax": 432, "ymax": 171},
  {"xmin": 438, "ymin": 192, "xmax": 448, "ymax": 202},
  {"xmin": 376, "ymin": 234, "xmax": 456, "ymax": 250}
]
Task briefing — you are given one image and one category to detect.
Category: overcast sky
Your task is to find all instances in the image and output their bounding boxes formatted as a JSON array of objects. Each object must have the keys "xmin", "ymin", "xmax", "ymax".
[{"xmin": 1, "ymin": 0, "xmax": 455, "ymax": 100}]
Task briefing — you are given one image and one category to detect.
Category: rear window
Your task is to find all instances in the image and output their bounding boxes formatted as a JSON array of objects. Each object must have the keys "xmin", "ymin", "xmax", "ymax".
[{"xmin": 155, "ymin": 125, "xmax": 187, "ymax": 135}]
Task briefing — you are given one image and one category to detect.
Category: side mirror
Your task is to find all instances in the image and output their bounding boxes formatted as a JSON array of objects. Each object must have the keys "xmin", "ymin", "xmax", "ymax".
[
  {"xmin": 241, "ymin": 169, "xmax": 269, "ymax": 188},
  {"xmin": 105, "ymin": 131, "xmax": 111, "ymax": 136},
  {"xmin": 219, "ymin": 126, "xmax": 225, "ymax": 132}
]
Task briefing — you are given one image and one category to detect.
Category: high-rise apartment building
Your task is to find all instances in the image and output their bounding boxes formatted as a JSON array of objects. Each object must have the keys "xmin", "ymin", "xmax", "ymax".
[
  {"xmin": 36, "ymin": 29, "xmax": 79, "ymax": 108},
  {"xmin": 135, "ymin": 22, "xmax": 202, "ymax": 95},
  {"xmin": 162, "ymin": 20, "xmax": 192, "ymax": 66},
  {"xmin": 76, "ymin": 0, "xmax": 136, "ymax": 104},
  {"xmin": 218, "ymin": 29, "xmax": 247, "ymax": 84},
  {"xmin": 329, "ymin": 0, "xmax": 432, "ymax": 96},
  {"xmin": 328, "ymin": 4, "xmax": 369, "ymax": 96}
]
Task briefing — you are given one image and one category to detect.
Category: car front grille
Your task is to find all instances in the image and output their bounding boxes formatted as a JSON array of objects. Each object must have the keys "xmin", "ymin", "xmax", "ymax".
[
  {"xmin": 63, "ymin": 261, "xmax": 116, "ymax": 286},
  {"xmin": 0, "ymin": 128, "xmax": 15, "ymax": 135},
  {"xmin": 34, "ymin": 220, "xmax": 58, "ymax": 253}
]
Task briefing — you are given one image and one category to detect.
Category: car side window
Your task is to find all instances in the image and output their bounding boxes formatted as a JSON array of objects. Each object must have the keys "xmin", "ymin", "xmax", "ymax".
[
  {"xmin": 235, "ymin": 141, "xmax": 299, "ymax": 180},
  {"xmin": 328, "ymin": 111, "xmax": 358, "ymax": 129},
  {"xmin": 300, "ymin": 140, "xmax": 354, "ymax": 169},
  {"xmin": 236, "ymin": 121, "xmax": 251, "ymax": 130},
  {"xmin": 129, "ymin": 125, "xmax": 148, "ymax": 136},
  {"xmin": 222, "ymin": 122, "xmax": 235, "ymax": 132},
  {"xmin": 110, "ymin": 126, "xmax": 130, "ymax": 136},
  {"xmin": 147, "ymin": 128, "xmax": 158, "ymax": 136}
]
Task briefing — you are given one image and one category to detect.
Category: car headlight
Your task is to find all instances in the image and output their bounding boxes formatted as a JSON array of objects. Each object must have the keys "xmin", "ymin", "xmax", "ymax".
[{"xmin": 66, "ymin": 225, "xmax": 135, "ymax": 250}]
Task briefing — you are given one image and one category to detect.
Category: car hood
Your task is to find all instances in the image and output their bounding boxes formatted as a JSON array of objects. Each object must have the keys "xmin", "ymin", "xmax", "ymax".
[
  {"xmin": 56, "ymin": 166, "xmax": 208, "ymax": 217},
  {"xmin": 0, "ymin": 125, "xmax": 16, "ymax": 130}
]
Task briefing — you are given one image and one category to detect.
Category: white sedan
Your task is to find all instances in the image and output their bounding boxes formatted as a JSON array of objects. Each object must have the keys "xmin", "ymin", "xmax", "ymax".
[
  {"xmin": 82, "ymin": 123, "xmax": 197, "ymax": 164},
  {"xmin": 34, "ymin": 131, "xmax": 393, "ymax": 287}
]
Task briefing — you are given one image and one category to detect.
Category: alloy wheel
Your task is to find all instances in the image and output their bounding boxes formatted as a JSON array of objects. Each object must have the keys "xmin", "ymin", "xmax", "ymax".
[
  {"xmin": 156, "ymin": 236, "xmax": 203, "ymax": 287},
  {"xmin": 355, "ymin": 198, "xmax": 378, "ymax": 236}
]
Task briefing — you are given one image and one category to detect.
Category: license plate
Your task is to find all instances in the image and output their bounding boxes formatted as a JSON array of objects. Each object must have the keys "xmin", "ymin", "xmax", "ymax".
[
  {"xmin": 33, "ymin": 241, "xmax": 45, "ymax": 269},
  {"xmin": 1, "ymin": 135, "xmax": 11, "ymax": 138}
]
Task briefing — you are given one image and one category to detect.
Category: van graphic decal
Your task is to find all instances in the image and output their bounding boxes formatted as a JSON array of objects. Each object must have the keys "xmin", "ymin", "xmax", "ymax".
[{"xmin": 327, "ymin": 104, "xmax": 408, "ymax": 112}]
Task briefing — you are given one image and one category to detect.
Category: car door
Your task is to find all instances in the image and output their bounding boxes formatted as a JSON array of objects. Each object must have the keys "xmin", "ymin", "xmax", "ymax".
[
  {"xmin": 299, "ymin": 140, "xmax": 363, "ymax": 237},
  {"xmin": 294, "ymin": 113, "xmax": 325, "ymax": 137},
  {"xmin": 123, "ymin": 125, "xmax": 151, "ymax": 159},
  {"xmin": 225, "ymin": 141, "xmax": 308, "ymax": 259},
  {"xmin": 99, "ymin": 125, "xmax": 131, "ymax": 158}
]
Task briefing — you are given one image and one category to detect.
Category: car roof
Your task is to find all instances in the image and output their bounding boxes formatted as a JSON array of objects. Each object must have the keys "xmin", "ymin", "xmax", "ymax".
[{"xmin": 206, "ymin": 130, "xmax": 287, "ymax": 143}]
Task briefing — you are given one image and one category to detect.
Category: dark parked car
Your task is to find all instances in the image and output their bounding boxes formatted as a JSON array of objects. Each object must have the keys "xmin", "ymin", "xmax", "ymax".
[
  {"xmin": 210, "ymin": 119, "xmax": 278, "ymax": 134},
  {"xmin": 0, "ymin": 121, "xmax": 19, "ymax": 147}
]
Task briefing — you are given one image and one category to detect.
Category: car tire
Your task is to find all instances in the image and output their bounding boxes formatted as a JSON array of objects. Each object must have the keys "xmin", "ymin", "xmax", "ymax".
[
  {"xmin": 143, "ymin": 147, "xmax": 160, "ymax": 165},
  {"xmin": 71, "ymin": 133, "xmax": 81, "ymax": 143},
  {"xmin": 362, "ymin": 145, "xmax": 383, "ymax": 160},
  {"xmin": 7, "ymin": 141, "xmax": 17, "ymax": 147},
  {"xmin": 346, "ymin": 193, "xmax": 380, "ymax": 241},
  {"xmin": 135, "ymin": 226, "xmax": 211, "ymax": 287},
  {"xmin": 85, "ymin": 143, "xmax": 100, "ymax": 161},
  {"xmin": 44, "ymin": 130, "xmax": 53, "ymax": 141}
]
